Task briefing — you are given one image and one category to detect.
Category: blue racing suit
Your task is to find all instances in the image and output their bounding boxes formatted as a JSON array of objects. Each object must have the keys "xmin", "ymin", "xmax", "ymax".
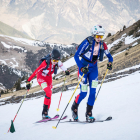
[{"xmin": 74, "ymin": 38, "xmax": 113, "ymax": 106}]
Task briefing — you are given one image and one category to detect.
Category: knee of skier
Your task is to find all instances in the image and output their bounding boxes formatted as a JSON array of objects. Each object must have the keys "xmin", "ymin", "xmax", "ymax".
[{"xmin": 43, "ymin": 87, "xmax": 52, "ymax": 98}]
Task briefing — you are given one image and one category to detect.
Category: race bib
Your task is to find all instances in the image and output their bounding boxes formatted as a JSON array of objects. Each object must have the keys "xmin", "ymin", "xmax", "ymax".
[
  {"xmin": 41, "ymin": 82, "xmax": 47, "ymax": 89},
  {"xmin": 92, "ymin": 80, "xmax": 98, "ymax": 88},
  {"xmin": 84, "ymin": 51, "xmax": 91, "ymax": 59},
  {"xmin": 81, "ymin": 84, "xmax": 87, "ymax": 92}
]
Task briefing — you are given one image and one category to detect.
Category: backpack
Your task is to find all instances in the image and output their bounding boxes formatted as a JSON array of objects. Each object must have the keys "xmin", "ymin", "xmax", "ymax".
[
  {"xmin": 76, "ymin": 36, "xmax": 104, "ymax": 61},
  {"xmin": 39, "ymin": 54, "xmax": 58, "ymax": 74},
  {"xmin": 76, "ymin": 36, "xmax": 94, "ymax": 57}
]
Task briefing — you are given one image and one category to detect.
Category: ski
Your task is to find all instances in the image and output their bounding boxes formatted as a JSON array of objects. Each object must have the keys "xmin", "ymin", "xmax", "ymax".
[
  {"xmin": 60, "ymin": 116, "xmax": 112, "ymax": 124},
  {"xmin": 35, "ymin": 115, "xmax": 68, "ymax": 123},
  {"xmin": 50, "ymin": 115, "xmax": 68, "ymax": 121},
  {"xmin": 35, "ymin": 115, "xmax": 59, "ymax": 123}
]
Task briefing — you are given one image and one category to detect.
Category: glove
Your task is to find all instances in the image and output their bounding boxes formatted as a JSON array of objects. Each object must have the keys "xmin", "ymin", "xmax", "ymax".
[
  {"xmin": 65, "ymin": 70, "xmax": 70, "ymax": 75},
  {"xmin": 26, "ymin": 81, "xmax": 31, "ymax": 90},
  {"xmin": 81, "ymin": 67, "xmax": 89, "ymax": 74},
  {"xmin": 107, "ymin": 62, "xmax": 112, "ymax": 70}
]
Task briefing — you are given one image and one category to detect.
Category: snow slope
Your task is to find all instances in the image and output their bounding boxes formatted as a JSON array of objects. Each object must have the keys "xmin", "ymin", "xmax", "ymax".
[{"xmin": 1, "ymin": 70, "xmax": 140, "ymax": 140}]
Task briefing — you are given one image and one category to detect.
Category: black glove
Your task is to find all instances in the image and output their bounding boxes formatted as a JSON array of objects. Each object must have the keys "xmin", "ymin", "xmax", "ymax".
[
  {"xmin": 107, "ymin": 62, "xmax": 112, "ymax": 70},
  {"xmin": 81, "ymin": 67, "xmax": 89, "ymax": 74},
  {"xmin": 65, "ymin": 70, "xmax": 70, "ymax": 75},
  {"xmin": 26, "ymin": 81, "xmax": 31, "ymax": 90}
]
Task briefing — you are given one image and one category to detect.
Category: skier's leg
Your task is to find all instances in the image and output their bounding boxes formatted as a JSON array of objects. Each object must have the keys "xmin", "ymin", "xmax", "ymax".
[
  {"xmin": 71, "ymin": 70, "xmax": 88, "ymax": 120},
  {"xmin": 86, "ymin": 66, "xmax": 98, "ymax": 122},
  {"xmin": 37, "ymin": 75, "xmax": 52, "ymax": 119},
  {"xmin": 75, "ymin": 70, "xmax": 88, "ymax": 104}
]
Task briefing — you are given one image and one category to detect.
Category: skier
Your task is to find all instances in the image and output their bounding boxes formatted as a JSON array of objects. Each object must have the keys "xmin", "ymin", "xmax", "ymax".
[
  {"xmin": 71, "ymin": 25, "xmax": 113, "ymax": 122},
  {"xmin": 26, "ymin": 49, "xmax": 70, "ymax": 119}
]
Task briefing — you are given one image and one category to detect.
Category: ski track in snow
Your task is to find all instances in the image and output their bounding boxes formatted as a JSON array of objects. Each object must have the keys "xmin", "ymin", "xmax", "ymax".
[{"xmin": 0, "ymin": 70, "xmax": 140, "ymax": 140}]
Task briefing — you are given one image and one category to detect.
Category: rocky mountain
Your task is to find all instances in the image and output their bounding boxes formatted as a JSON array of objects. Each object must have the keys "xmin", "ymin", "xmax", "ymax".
[
  {"xmin": 0, "ymin": 64, "xmax": 29, "ymax": 90},
  {"xmin": 0, "ymin": 19, "xmax": 140, "ymax": 99},
  {"xmin": 0, "ymin": 34, "xmax": 76, "ymax": 90},
  {"xmin": 0, "ymin": 0, "xmax": 140, "ymax": 44},
  {"xmin": 0, "ymin": 19, "xmax": 140, "ymax": 91}
]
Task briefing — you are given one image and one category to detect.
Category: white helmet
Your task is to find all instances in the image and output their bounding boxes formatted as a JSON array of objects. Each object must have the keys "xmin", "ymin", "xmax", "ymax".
[{"xmin": 91, "ymin": 25, "xmax": 105, "ymax": 36}]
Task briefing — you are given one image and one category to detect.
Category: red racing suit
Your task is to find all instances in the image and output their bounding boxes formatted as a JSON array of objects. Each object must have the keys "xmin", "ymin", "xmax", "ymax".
[{"xmin": 27, "ymin": 60, "xmax": 67, "ymax": 109}]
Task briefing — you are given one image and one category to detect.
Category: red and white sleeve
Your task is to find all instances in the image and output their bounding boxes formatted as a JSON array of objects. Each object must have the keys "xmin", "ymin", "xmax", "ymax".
[{"xmin": 28, "ymin": 60, "xmax": 47, "ymax": 82}]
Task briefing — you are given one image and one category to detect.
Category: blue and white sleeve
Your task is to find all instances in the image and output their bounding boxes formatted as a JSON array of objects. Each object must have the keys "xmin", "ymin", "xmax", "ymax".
[{"xmin": 74, "ymin": 39, "xmax": 89, "ymax": 69}]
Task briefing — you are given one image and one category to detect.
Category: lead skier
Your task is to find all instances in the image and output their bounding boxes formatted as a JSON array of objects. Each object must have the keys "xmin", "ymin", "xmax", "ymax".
[
  {"xmin": 71, "ymin": 25, "xmax": 113, "ymax": 122},
  {"xmin": 26, "ymin": 49, "xmax": 70, "ymax": 119}
]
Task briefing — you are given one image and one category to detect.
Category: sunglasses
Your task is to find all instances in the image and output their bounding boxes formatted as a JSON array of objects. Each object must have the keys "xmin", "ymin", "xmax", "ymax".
[
  {"xmin": 52, "ymin": 59, "xmax": 58, "ymax": 62},
  {"xmin": 95, "ymin": 35, "xmax": 104, "ymax": 39}
]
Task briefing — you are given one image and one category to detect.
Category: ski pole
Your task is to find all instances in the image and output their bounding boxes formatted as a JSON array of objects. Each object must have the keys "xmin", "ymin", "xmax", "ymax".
[
  {"xmin": 52, "ymin": 73, "xmax": 84, "ymax": 129},
  {"xmin": 95, "ymin": 69, "xmax": 108, "ymax": 101},
  {"xmin": 7, "ymin": 83, "xmax": 32, "ymax": 133},
  {"xmin": 56, "ymin": 76, "xmax": 66, "ymax": 111}
]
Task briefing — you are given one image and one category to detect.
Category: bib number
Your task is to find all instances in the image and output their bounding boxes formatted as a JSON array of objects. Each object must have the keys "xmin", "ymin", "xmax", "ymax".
[{"xmin": 92, "ymin": 80, "xmax": 98, "ymax": 88}]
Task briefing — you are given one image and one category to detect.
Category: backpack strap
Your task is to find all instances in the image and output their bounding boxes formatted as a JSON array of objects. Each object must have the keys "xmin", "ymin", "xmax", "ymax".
[
  {"xmin": 99, "ymin": 40, "xmax": 104, "ymax": 61},
  {"xmin": 80, "ymin": 36, "xmax": 94, "ymax": 57},
  {"xmin": 41, "ymin": 54, "xmax": 51, "ymax": 70},
  {"xmin": 100, "ymin": 40, "xmax": 104, "ymax": 49}
]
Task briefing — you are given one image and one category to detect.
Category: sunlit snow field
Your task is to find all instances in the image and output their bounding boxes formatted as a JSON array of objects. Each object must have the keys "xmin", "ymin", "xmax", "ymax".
[{"xmin": 1, "ymin": 70, "xmax": 140, "ymax": 140}]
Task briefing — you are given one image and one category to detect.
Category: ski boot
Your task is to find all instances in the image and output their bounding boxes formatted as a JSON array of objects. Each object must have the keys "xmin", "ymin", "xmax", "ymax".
[
  {"xmin": 86, "ymin": 104, "xmax": 95, "ymax": 122},
  {"xmin": 71, "ymin": 101, "xmax": 79, "ymax": 121},
  {"xmin": 42, "ymin": 104, "xmax": 51, "ymax": 119}
]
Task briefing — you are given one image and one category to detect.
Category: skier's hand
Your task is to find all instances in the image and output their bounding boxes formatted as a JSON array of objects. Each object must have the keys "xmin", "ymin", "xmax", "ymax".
[
  {"xmin": 81, "ymin": 67, "xmax": 89, "ymax": 74},
  {"xmin": 65, "ymin": 70, "xmax": 70, "ymax": 75},
  {"xmin": 107, "ymin": 62, "xmax": 112, "ymax": 70},
  {"xmin": 26, "ymin": 81, "xmax": 31, "ymax": 90}
]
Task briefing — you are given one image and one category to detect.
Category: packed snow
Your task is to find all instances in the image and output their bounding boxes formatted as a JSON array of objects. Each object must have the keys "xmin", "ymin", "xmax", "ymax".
[
  {"xmin": 107, "ymin": 33, "xmax": 126, "ymax": 50},
  {"xmin": 132, "ymin": 42, "xmax": 138, "ymax": 46},
  {"xmin": 0, "ymin": 34, "xmax": 34, "ymax": 46},
  {"xmin": 125, "ymin": 35, "xmax": 140, "ymax": 45},
  {"xmin": 1, "ymin": 42, "xmax": 27, "ymax": 52},
  {"xmin": 107, "ymin": 33, "xmax": 140, "ymax": 50},
  {"xmin": 0, "ymin": 68, "xmax": 140, "ymax": 140}
]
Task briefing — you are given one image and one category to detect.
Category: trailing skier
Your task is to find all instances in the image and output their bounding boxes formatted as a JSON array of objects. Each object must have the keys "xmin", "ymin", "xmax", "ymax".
[
  {"xmin": 71, "ymin": 25, "xmax": 113, "ymax": 122},
  {"xmin": 26, "ymin": 49, "xmax": 70, "ymax": 119}
]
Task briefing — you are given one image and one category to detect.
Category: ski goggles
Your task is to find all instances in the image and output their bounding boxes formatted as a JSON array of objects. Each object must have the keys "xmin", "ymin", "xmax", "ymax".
[
  {"xmin": 52, "ymin": 59, "xmax": 59, "ymax": 62},
  {"xmin": 95, "ymin": 35, "xmax": 104, "ymax": 39}
]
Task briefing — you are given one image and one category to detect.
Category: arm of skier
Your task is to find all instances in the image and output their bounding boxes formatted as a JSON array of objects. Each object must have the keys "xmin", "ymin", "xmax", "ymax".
[
  {"xmin": 58, "ymin": 61, "xmax": 70, "ymax": 75},
  {"xmin": 27, "ymin": 60, "xmax": 47, "ymax": 82},
  {"xmin": 103, "ymin": 42, "xmax": 113, "ymax": 62},
  {"xmin": 58, "ymin": 61, "xmax": 67, "ymax": 71},
  {"xmin": 74, "ymin": 39, "xmax": 89, "ymax": 69}
]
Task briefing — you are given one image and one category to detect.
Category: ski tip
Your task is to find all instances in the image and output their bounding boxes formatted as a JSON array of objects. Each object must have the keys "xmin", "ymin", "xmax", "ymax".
[
  {"xmin": 56, "ymin": 108, "xmax": 60, "ymax": 111},
  {"xmin": 64, "ymin": 115, "xmax": 68, "ymax": 118},
  {"xmin": 52, "ymin": 126, "xmax": 57, "ymax": 129},
  {"xmin": 106, "ymin": 116, "xmax": 112, "ymax": 121},
  {"xmin": 54, "ymin": 114, "xmax": 59, "ymax": 117}
]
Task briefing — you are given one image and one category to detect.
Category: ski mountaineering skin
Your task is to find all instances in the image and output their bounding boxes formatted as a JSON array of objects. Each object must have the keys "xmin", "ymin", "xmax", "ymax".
[
  {"xmin": 71, "ymin": 25, "xmax": 113, "ymax": 122},
  {"xmin": 26, "ymin": 49, "xmax": 70, "ymax": 119}
]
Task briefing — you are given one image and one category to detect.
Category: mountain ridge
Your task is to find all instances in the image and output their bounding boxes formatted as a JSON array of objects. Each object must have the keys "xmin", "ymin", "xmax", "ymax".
[
  {"xmin": 0, "ymin": 21, "xmax": 32, "ymax": 39},
  {"xmin": 0, "ymin": 0, "xmax": 140, "ymax": 44}
]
